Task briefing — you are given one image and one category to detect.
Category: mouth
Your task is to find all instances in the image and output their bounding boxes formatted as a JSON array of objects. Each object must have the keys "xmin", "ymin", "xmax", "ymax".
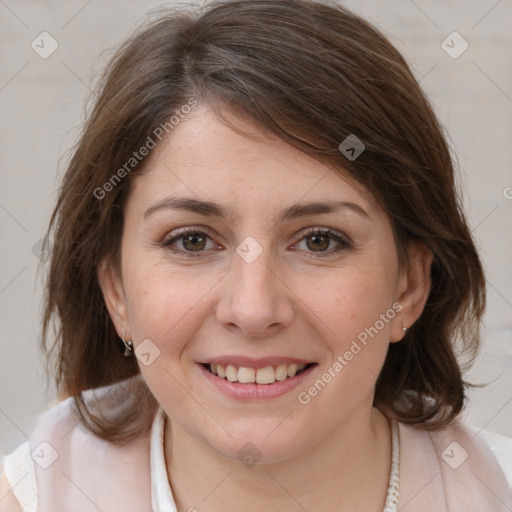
[{"xmin": 200, "ymin": 362, "xmax": 317, "ymax": 385}]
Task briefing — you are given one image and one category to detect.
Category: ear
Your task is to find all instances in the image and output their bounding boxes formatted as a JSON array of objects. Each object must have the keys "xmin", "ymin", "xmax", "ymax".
[
  {"xmin": 390, "ymin": 240, "xmax": 433, "ymax": 342},
  {"xmin": 97, "ymin": 257, "xmax": 130, "ymax": 340}
]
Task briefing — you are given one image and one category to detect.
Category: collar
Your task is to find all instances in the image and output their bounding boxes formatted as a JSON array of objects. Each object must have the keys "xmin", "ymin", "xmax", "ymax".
[
  {"xmin": 150, "ymin": 406, "xmax": 177, "ymax": 511},
  {"xmin": 149, "ymin": 406, "xmax": 512, "ymax": 511}
]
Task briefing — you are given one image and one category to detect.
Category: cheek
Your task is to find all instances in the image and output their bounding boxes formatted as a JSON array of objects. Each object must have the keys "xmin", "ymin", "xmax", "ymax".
[
  {"xmin": 296, "ymin": 274, "xmax": 395, "ymax": 416},
  {"xmin": 312, "ymin": 265, "xmax": 396, "ymax": 341},
  {"xmin": 305, "ymin": 265, "xmax": 398, "ymax": 404},
  {"xmin": 121, "ymin": 256, "xmax": 228, "ymax": 365},
  {"xmin": 121, "ymin": 265, "xmax": 212, "ymax": 404}
]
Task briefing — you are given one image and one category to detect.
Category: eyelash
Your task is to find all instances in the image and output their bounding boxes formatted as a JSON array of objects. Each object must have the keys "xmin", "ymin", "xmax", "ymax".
[{"xmin": 162, "ymin": 226, "xmax": 351, "ymax": 259}]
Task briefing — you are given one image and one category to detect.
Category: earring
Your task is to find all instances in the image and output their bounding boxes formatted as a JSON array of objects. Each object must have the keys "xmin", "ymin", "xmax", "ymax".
[
  {"xmin": 402, "ymin": 324, "xmax": 407, "ymax": 333},
  {"xmin": 122, "ymin": 329, "xmax": 133, "ymax": 357}
]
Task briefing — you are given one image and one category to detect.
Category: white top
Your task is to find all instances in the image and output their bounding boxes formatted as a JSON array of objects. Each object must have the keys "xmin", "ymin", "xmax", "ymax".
[
  {"xmin": 150, "ymin": 408, "xmax": 402, "ymax": 512},
  {"xmin": 2, "ymin": 405, "xmax": 512, "ymax": 511},
  {"xmin": 150, "ymin": 407, "xmax": 177, "ymax": 510}
]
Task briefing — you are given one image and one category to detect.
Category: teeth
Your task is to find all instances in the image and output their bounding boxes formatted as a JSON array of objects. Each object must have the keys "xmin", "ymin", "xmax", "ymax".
[
  {"xmin": 207, "ymin": 362, "xmax": 308, "ymax": 384},
  {"xmin": 287, "ymin": 364, "xmax": 298, "ymax": 377},
  {"xmin": 275, "ymin": 364, "xmax": 288, "ymax": 381},
  {"xmin": 256, "ymin": 366, "xmax": 275, "ymax": 384},
  {"xmin": 216, "ymin": 365, "xmax": 226, "ymax": 379},
  {"xmin": 226, "ymin": 364, "xmax": 238, "ymax": 382},
  {"xmin": 238, "ymin": 367, "xmax": 256, "ymax": 383}
]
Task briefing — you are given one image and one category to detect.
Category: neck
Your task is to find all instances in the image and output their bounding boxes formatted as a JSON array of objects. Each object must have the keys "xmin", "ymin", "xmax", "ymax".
[{"xmin": 164, "ymin": 406, "xmax": 391, "ymax": 512}]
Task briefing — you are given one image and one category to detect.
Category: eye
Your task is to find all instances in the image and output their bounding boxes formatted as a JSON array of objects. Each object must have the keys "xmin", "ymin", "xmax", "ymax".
[
  {"xmin": 162, "ymin": 226, "xmax": 351, "ymax": 259},
  {"xmin": 162, "ymin": 227, "xmax": 220, "ymax": 257},
  {"xmin": 292, "ymin": 228, "xmax": 351, "ymax": 256}
]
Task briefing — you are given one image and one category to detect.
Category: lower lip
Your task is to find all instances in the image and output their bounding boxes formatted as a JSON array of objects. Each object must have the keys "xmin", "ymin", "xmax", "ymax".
[{"xmin": 197, "ymin": 363, "xmax": 317, "ymax": 400}]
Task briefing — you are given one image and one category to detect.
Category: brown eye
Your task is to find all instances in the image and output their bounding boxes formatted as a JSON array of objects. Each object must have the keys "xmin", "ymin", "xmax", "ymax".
[
  {"xmin": 182, "ymin": 232, "xmax": 207, "ymax": 252},
  {"xmin": 305, "ymin": 233, "xmax": 330, "ymax": 252},
  {"xmin": 163, "ymin": 228, "xmax": 219, "ymax": 257},
  {"xmin": 294, "ymin": 228, "xmax": 351, "ymax": 256}
]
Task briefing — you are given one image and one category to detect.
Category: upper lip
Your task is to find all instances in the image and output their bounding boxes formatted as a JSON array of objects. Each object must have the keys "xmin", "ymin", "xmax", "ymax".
[{"xmin": 197, "ymin": 356, "xmax": 315, "ymax": 369}]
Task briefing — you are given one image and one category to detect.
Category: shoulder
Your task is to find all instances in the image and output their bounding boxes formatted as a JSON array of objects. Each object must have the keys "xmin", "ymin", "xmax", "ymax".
[
  {"xmin": 397, "ymin": 416, "xmax": 512, "ymax": 509},
  {"xmin": 478, "ymin": 427, "xmax": 512, "ymax": 487},
  {"xmin": 1, "ymin": 379, "xmax": 156, "ymax": 511},
  {"xmin": 0, "ymin": 456, "xmax": 26, "ymax": 512},
  {"xmin": 428, "ymin": 416, "xmax": 512, "ymax": 478},
  {"xmin": 0, "ymin": 397, "xmax": 75, "ymax": 512},
  {"xmin": 398, "ymin": 415, "xmax": 512, "ymax": 468}
]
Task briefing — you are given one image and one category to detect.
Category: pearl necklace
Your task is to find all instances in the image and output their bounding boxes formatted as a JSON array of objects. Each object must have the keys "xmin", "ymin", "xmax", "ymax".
[{"xmin": 382, "ymin": 418, "xmax": 400, "ymax": 512}]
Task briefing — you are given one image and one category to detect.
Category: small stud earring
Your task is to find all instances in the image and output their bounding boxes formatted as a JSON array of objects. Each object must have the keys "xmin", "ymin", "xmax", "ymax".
[
  {"xmin": 402, "ymin": 324, "xmax": 407, "ymax": 332},
  {"xmin": 122, "ymin": 329, "xmax": 133, "ymax": 357}
]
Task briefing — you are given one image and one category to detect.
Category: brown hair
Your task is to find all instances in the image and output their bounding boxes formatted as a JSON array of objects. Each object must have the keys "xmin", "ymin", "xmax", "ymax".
[{"xmin": 42, "ymin": 0, "xmax": 485, "ymax": 443}]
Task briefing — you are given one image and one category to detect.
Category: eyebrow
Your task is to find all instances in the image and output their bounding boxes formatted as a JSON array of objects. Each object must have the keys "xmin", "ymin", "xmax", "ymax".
[{"xmin": 144, "ymin": 196, "xmax": 371, "ymax": 221}]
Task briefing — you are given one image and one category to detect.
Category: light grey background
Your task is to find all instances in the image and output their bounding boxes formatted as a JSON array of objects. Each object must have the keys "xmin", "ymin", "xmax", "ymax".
[{"xmin": 1, "ymin": 0, "xmax": 511, "ymax": 457}]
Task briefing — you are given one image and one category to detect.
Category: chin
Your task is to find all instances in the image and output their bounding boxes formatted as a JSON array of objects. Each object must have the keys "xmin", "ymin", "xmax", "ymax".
[{"xmin": 205, "ymin": 427, "xmax": 308, "ymax": 467}]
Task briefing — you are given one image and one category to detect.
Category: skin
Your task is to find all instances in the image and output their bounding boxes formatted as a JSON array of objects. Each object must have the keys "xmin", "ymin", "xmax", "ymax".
[{"xmin": 99, "ymin": 105, "xmax": 433, "ymax": 511}]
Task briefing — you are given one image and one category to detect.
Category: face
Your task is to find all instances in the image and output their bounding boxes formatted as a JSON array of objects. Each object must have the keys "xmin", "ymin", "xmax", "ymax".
[{"xmin": 100, "ymin": 105, "xmax": 427, "ymax": 464}]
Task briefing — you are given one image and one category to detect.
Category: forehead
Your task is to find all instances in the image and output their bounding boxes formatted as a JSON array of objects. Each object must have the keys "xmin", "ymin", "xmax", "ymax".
[{"xmin": 128, "ymin": 105, "xmax": 378, "ymax": 218}]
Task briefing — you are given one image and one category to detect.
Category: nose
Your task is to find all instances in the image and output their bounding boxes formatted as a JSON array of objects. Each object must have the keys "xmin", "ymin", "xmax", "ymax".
[{"xmin": 215, "ymin": 243, "xmax": 294, "ymax": 338}]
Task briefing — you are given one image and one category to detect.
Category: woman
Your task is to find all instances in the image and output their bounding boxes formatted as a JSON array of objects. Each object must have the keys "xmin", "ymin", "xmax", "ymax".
[{"xmin": 1, "ymin": 1, "xmax": 511, "ymax": 510}]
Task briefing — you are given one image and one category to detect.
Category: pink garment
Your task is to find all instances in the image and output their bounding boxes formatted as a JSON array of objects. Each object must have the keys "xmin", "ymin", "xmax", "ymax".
[
  {"xmin": 3, "ymin": 379, "xmax": 512, "ymax": 511},
  {"xmin": 27, "ymin": 394, "xmax": 153, "ymax": 511}
]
